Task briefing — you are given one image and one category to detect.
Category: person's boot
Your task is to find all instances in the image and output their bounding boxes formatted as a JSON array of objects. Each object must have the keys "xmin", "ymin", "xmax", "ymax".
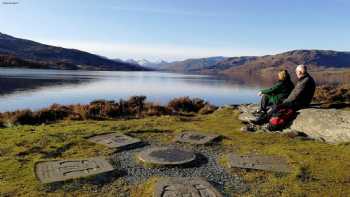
[{"xmin": 251, "ymin": 112, "xmax": 268, "ymax": 125}]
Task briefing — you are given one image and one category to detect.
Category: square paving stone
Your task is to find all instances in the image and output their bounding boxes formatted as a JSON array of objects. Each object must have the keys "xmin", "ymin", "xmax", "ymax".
[
  {"xmin": 86, "ymin": 133, "xmax": 142, "ymax": 149},
  {"xmin": 227, "ymin": 153, "xmax": 291, "ymax": 173},
  {"xmin": 35, "ymin": 157, "xmax": 114, "ymax": 184},
  {"xmin": 154, "ymin": 177, "xmax": 223, "ymax": 197},
  {"xmin": 175, "ymin": 132, "xmax": 220, "ymax": 145}
]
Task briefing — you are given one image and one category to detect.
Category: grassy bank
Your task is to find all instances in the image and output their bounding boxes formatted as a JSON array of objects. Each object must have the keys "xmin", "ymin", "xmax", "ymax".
[{"xmin": 0, "ymin": 107, "xmax": 350, "ymax": 196}]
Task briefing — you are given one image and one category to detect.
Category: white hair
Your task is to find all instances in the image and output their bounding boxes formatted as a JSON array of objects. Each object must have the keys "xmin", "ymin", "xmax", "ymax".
[{"xmin": 296, "ymin": 64, "xmax": 307, "ymax": 74}]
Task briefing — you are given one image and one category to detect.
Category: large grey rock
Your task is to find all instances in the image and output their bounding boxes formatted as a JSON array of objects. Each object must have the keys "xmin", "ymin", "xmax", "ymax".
[
  {"xmin": 238, "ymin": 104, "xmax": 259, "ymax": 114},
  {"xmin": 238, "ymin": 113, "xmax": 257, "ymax": 123},
  {"xmin": 290, "ymin": 108, "xmax": 350, "ymax": 143},
  {"xmin": 237, "ymin": 104, "xmax": 259, "ymax": 123}
]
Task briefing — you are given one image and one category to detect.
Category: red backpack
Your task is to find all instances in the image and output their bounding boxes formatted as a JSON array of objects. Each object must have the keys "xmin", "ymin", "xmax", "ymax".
[{"xmin": 268, "ymin": 108, "xmax": 296, "ymax": 131}]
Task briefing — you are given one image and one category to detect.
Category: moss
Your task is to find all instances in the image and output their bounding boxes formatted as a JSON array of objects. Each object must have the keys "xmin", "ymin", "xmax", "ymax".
[
  {"xmin": 0, "ymin": 108, "xmax": 350, "ymax": 196},
  {"xmin": 130, "ymin": 177, "xmax": 159, "ymax": 197}
]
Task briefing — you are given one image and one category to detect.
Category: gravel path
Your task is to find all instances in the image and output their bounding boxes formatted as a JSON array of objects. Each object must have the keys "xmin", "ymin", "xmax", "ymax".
[{"xmin": 109, "ymin": 141, "xmax": 246, "ymax": 197}]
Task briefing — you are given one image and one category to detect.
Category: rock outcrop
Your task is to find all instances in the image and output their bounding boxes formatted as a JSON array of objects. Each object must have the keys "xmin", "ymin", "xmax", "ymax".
[
  {"xmin": 237, "ymin": 104, "xmax": 350, "ymax": 144},
  {"xmin": 291, "ymin": 108, "xmax": 350, "ymax": 143}
]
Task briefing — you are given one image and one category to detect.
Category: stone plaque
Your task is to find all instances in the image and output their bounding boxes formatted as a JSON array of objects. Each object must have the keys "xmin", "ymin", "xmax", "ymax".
[
  {"xmin": 87, "ymin": 133, "xmax": 141, "ymax": 149},
  {"xmin": 175, "ymin": 132, "xmax": 220, "ymax": 145},
  {"xmin": 227, "ymin": 153, "xmax": 291, "ymax": 173},
  {"xmin": 154, "ymin": 177, "xmax": 223, "ymax": 197},
  {"xmin": 137, "ymin": 147, "xmax": 196, "ymax": 166},
  {"xmin": 35, "ymin": 157, "xmax": 114, "ymax": 184}
]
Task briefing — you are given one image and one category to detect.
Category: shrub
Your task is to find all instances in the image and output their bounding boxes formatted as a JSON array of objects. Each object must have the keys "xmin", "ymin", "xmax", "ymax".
[
  {"xmin": 314, "ymin": 85, "xmax": 350, "ymax": 104},
  {"xmin": 0, "ymin": 114, "xmax": 5, "ymax": 128},
  {"xmin": 12, "ymin": 110, "xmax": 37, "ymax": 125},
  {"xmin": 68, "ymin": 104, "xmax": 88, "ymax": 120},
  {"xmin": 0, "ymin": 96, "xmax": 214, "ymax": 125},
  {"xmin": 167, "ymin": 97, "xmax": 208, "ymax": 113},
  {"xmin": 87, "ymin": 100, "xmax": 113, "ymax": 120},
  {"xmin": 145, "ymin": 103, "xmax": 172, "ymax": 116},
  {"xmin": 36, "ymin": 104, "xmax": 72, "ymax": 123},
  {"xmin": 126, "ymin": 96, "xmax": 146, "ymax": 115}
]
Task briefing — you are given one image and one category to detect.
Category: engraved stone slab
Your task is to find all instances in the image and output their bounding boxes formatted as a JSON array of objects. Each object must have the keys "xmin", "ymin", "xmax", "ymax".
[
  {"xmin": 154, "ymin": 177, "xmax": 223, "ymax": 197},
  {"xmin": 227, "ymin": 153, "xmax": 291, "ymax": 173},
  {"xmin": 137, "ymin": 147, "xmax": 196, "ymax": 166},
  {"xmin": 35, "ymin": 157, "xmax": 114, "ymax": 184},
  {"xmin": 175, "ymin": 132, "xmax": 220, "ymax": 145},
  {"xmin": 87, "ymin": 133, "xmax": 141, "ymax": 149}
]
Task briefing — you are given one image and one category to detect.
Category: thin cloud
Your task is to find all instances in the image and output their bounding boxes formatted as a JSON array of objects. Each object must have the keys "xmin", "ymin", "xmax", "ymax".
[
  {"xmin": 39, "ymin": 39, "xmax": 280, "ymax": 61},
  {"xmin": 110, "ymin": 5, "xmax": 222, "ymax": 17}
]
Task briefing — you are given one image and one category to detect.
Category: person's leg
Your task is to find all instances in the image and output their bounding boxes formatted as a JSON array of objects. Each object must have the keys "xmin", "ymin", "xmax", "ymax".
[
  {"xmin": 252, "ymin": 104, "xmax": 278, "ymax": 125},
  {"xmin": 259, "ymin": 95, "xmax": 269, "ymax": 112}
]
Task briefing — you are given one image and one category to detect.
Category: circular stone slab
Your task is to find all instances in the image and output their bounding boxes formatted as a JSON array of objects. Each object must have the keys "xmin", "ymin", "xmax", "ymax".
[{"xmin": 137, "ymin": 147, "xmax": 196, "ymax": 166}]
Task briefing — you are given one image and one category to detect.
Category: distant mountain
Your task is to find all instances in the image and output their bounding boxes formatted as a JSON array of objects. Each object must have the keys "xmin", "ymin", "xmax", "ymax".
[
  {"xmin": 216, "ymin": 50, "xmax": 350, "ymax": 76},
  {"xmin": 153, "ymin": 50, "xmax": 350, "ymax": 85},
  {"xmin": 203, "ymin": 50, "xmax": 350, "ymax": 85},
  {"xmin": 158, "ymin": 56, "xmax": 227, "ymax": 72},
  {"xmin": 158, "ymin": 50, "xmax": 350, "ymax": 75},
  {"xmin": 123, "ymin": 59, "xmax": 168, "ymax": 69},
  {"xmin": 0, "ymin": 33, "xmax": 149, "ymax": 71},
  {"xmin": 207, "ymin": 56, "xmax": 258, "ymax": 71}
]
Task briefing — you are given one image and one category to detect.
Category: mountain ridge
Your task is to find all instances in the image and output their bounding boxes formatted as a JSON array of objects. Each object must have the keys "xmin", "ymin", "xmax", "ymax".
[
  {"xmin": 152, "ymin": 49, "xmax": 350, "ymax": 74},
  {"xmin": 0, "ymin": 33, "xmax": 149, "ymax": 71}
]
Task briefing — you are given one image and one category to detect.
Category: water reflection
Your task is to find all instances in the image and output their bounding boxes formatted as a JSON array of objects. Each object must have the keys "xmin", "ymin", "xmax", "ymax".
[{"xmin": 0, "ymin": 68, "xmax": 262, "ymax": 112}]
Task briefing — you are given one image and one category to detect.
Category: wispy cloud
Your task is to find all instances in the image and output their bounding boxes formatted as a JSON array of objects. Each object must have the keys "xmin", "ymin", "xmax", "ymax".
[
  {"xmin": 39, "ymin": 39, "xmax": 280, "ymax": 61},
  {"xmin": 109, "ymin": 5, "xmax": 222, "ymax": 17}
]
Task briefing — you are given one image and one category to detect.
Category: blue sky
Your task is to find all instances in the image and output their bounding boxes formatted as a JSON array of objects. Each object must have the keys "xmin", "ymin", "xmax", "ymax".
[{"xmin": 0, "ymin": 0, "xmax": 349, "ymax": 61}]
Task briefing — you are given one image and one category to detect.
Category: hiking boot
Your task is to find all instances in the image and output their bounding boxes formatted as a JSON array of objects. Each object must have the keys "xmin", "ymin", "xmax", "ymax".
[{"xmin": 250, "ymin": 112, "xmax": 268, "ymax": 125}]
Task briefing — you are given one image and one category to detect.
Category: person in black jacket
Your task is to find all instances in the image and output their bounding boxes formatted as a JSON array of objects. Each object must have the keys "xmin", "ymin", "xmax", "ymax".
[{"xmin": 257, "ymin": 70, "xmax": 294, "ymax": 113}]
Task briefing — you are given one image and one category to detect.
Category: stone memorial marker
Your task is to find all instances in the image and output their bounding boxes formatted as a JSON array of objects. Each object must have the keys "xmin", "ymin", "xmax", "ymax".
[
  {"xmin": 35, "ymin": 157, "xmax": 114, "ymax": 184},
  {"xmin": 137, "ymin": 147, "xmax": 196, "ymax": 166},
  {"xmin": 175, "ymin": 132, "xmax": 220, "ymax": 145},
  {"xmin": 154, "ymin": 177, "xmax": 223, "ymax": 197},
  {"xmin": 87, "ymin": 133, "xmax": 141, "ymax": 149},
  {"xmin": 227, "ymin": 153, "xmax": 291, "ymax": 173}
]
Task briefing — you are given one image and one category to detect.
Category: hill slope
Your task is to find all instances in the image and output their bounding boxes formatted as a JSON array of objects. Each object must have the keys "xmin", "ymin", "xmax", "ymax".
[
  {"xmin": 0, "ymin": 33, "xmax": 148, "ymax": 71},
  {"xmin": 217, "ymin": 50, "xmax": 350, "ymax": 74},
  {"xmin": 214, "ymin": 50, "xmax": 350, "ymax": 84},
  {"xmin": 158, "ymin": 56, "xmax": 227, "ymax": 72}
]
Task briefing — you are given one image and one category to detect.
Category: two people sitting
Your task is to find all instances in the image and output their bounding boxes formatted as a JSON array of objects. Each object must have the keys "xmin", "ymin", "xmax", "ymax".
[{"xmin": 254, "ymin": 64, "xmax": 316, "ymax": 126}]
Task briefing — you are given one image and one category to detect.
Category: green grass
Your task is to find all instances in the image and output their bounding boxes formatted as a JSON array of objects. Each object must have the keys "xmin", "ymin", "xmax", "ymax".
[{"xmin": 0, "ymin": 108, "xmax": 350, "ymax": 196}]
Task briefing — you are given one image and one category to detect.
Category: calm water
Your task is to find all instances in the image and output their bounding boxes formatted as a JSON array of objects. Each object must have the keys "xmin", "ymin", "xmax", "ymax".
[{"xmin": 0, "ymin": 68, "xmax": 261, "ymax": 112}]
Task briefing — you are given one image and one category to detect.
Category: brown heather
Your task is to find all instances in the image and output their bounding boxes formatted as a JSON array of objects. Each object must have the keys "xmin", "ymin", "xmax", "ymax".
[{"xmin": 0, "ymin": 96, "xmax": 216, "ymax": 126}]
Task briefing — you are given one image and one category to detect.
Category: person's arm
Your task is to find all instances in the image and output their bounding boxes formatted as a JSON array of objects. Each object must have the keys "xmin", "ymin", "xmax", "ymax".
[
  {"xmin": 261, "ymin": 82, "xmax": 283, "ymax": 95},
  {"xmin": 283, "ymin": 77, "xmax": 308, "ymax": 103}
]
